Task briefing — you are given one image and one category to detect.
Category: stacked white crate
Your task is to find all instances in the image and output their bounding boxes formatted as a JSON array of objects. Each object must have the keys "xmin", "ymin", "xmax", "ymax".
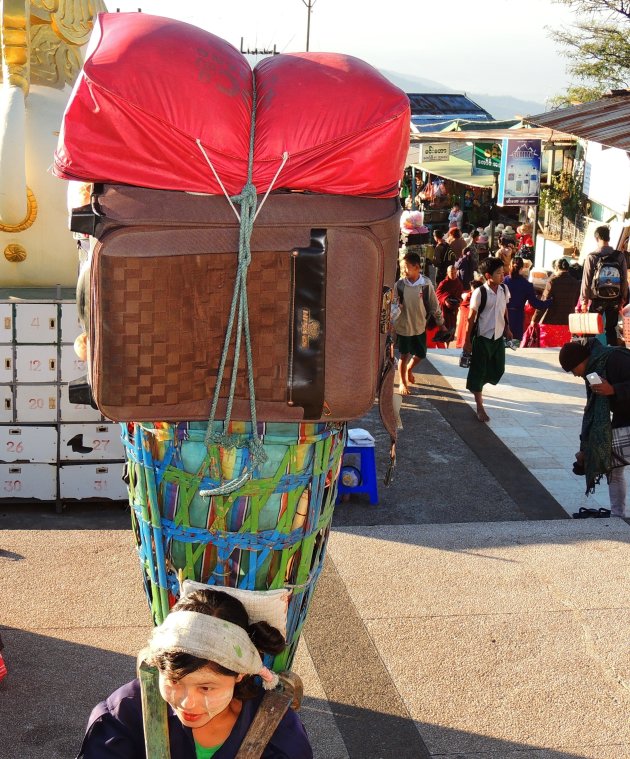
[{"xmin": 0, "ymin": 291, "xmax": 127, "ymax": 508}]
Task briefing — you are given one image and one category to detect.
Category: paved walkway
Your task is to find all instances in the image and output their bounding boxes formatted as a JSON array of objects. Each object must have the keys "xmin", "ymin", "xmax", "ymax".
[
  {"xmin": 426, "ymin": 346, "xmax": 630, "ymax": 516},
  {"xmin": 1, "ymin": 347, "xmax": 629, "ymax": 758}
]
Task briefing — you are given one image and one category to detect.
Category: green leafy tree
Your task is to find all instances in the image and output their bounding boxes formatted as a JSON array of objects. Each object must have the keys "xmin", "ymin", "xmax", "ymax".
[
  {"xmin": 549, "ymin": 0, "xmax": 630, "ymax": 106},
  {"xmin": 539, "ymin": 171, "xmax": 583, "ymax": 217}
]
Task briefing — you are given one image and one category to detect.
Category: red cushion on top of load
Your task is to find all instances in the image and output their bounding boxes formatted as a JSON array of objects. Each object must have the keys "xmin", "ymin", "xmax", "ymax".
[
  {"xmin": 253, "ymin": 53, "xmax": 410, "ymax": 197},
  {"xmin": 55, "ymin": 13, "xmax": 253, "ymax": 195},
  {"xmin": 54, "ymin": 13, "xmax": 409, "ymax": 198}
]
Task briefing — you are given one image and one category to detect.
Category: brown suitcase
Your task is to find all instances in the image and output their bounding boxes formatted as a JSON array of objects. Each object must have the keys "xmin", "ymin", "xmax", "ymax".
[{"xmin": 76, "ymin": 184, "xmax": 400, "ymax": 424}]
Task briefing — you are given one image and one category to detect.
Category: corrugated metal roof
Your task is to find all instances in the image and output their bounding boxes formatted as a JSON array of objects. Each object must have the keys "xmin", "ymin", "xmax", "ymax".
[
  {"xmin": 407, "ymin": 93, "xmax": 493, "ymax": 119},
  {"xmin": 526, "ymin": 92, "xmax": 630, "ymax": 152},
  {"xmin": 411, "ymin": 113, "xmax": 489, "ymax": 124},
  {"xmin": 410, "ymin": 127, "xmax": 576, "ymax": 145}
]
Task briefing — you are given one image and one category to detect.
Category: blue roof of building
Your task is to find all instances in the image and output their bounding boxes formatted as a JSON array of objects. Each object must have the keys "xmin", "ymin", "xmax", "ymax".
[{"xmin": 407, "ymin": 93, "xmax": 494, "ymax": 122}]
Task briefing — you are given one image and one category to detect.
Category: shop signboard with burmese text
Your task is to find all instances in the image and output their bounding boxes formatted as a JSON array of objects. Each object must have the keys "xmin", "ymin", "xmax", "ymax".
[
  {"xmin": 497, "ymin": 138, "xmax": 542, "ymax": 206},
  {"xmin": 420, "ymin": 142, "xmax": 450, "ymax": 163},
  {"xmin": 472, "ymin": 141, "xmax": 502, "ymax": 175}
]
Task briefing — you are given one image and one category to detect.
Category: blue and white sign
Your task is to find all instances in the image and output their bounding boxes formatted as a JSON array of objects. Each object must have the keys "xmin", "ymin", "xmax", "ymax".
[{"xmin": 497, "ymin": 138, "xmax": 542, "ymax": 206}]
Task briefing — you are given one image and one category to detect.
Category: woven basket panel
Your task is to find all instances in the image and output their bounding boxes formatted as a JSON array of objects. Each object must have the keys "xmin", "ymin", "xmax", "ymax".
[
  {"xmin": 124, "ymin": 421, "xmax": 345, "ymax": 670},
  {"xmin": 98, "ymin": 252, "xmax": 290, "ymax": 407}
]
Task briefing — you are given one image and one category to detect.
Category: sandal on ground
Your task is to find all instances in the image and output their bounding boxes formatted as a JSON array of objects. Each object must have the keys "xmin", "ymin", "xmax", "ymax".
[
  {"xmin": 572, "ymin": 507, "xmax": 600, "ymax": 519},
  {"xmin": 596, "ymin": 508, "xmax": 611, "ymax": 518}
]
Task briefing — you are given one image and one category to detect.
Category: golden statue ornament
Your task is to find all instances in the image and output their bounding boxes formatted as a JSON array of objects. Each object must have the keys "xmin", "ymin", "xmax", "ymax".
[
  {"xmin": 0, "ymin": 0, "xmax": 106, "ymax": 285},
  {"xmin": 4, "ymin": 242, "xmax": 27, "ymax": 261},
  {"xmin": 0, "ymin": 185, "xmax": 37, "ymax": 231}
]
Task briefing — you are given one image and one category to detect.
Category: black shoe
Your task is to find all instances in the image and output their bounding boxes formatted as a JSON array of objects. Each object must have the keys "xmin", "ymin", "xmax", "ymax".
[{"xmin": 572, "ymin": 507, "xmax": 600, "ymax": 519}]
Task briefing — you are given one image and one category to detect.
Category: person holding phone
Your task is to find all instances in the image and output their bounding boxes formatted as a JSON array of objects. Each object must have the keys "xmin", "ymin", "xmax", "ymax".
[{"xmin": 559, "ymin": 339, "xmax": 630, "ymax": 518}]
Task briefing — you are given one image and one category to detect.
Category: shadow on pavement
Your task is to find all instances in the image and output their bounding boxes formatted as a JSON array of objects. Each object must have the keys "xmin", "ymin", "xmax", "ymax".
[
  {"xmin": 0, "ymin": 627, "xmax": 600, "ymax": 759},
  {"xmin": 333, "ymin": 365, "xmax": 567, "ymax": 528},
  {"xmin": 301, "ymin": 699, "xmax": 613, "ymax": 759},
  {"xmin": 0, "ymin": 627, "xmax": 138, "ymax": 759},
  {"xmin": 0, "ymin": 501, "xmax": 131, "ymax": 530}
]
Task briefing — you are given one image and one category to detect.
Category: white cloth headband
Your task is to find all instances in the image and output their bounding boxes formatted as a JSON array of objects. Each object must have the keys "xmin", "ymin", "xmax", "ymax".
[{"xmin": 148, "ymin": 611, "xmax": 279, "ymax": 690}]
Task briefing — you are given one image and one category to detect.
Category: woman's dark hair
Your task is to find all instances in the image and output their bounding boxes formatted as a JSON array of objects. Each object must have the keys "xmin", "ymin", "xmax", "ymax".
[
  {"xmin": 556, "ymin": 258, "xmax": 570, "ymax": 271},
  {"xmin": 153, "ymin": 589, "xmax": 285, "ymax": 699},
  {"xmin": 511, "ymin": 256, "xmax": 524, "ymax": 273}
]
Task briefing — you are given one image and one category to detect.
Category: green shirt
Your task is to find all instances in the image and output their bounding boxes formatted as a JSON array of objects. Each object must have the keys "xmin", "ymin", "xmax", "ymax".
[{"xmin": 195, "ymin": 739, "xmax": 224, "ymax": 759}]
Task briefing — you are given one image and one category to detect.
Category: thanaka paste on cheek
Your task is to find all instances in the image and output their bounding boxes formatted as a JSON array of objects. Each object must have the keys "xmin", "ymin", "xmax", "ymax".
[{"xmin": 159, "ymin": 676, "xmax": 235, "ymax": 722}]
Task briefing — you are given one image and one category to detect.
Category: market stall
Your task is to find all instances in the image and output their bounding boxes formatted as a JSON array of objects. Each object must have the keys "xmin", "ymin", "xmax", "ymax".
[{"xmin": 403, "ymin": 127, "xmax": 576, "ymax": 257}]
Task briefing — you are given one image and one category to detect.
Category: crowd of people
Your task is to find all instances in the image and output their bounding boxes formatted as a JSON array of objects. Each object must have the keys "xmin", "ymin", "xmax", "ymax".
[
  {"xmin": 393, "ymin": 216, "xmax": 630, "ymax": 520},
  {"xmin": 397, "ymin": 202, "xmax": 558, "ymax": 351}
]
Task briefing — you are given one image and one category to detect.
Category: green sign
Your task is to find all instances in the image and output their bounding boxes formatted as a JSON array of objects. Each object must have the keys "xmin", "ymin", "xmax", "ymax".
[{"xmin": 473, "ymin": 142, "xmax": 502, "ymax": 173}]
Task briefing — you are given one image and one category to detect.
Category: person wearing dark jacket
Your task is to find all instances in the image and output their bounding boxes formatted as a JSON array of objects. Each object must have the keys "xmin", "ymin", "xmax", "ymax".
[
  {"xmin": 579, "ymin": 225, "xmax": 628, "ymax": 345},
  {"xmin": 454, "ymin": 246, "xmax": 475, "ymax": 290},
  {"xmin": 531, "ymin": 258, "xmax": 581, "ymax": 346},
  {"xmin": 78, "ymin": 589, "xmax": 312, "ymax": 759},
  {"xmin": 504, "ymin": 257, "xmax": 550, "ymax": 340},
  {"xmin": 559, "ymin": 339, "xmax": 630, "ymax": 518},
  {"xmin": 433, "ymin": 229, "xmax": 454, "ymax": 284}
]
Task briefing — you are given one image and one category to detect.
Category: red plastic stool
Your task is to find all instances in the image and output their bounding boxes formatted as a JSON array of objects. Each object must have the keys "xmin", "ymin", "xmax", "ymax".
[{"xmin": 335, "ymin": 445, "xmax": 379, "ymax": 505}]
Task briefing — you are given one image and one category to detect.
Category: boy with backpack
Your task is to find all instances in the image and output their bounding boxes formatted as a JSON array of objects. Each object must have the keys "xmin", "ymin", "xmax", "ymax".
[
  {"xmin": 394, "ymin": 251, "xmax": 444, "ymax": 395},
  {"xmin": 463, "ymin": 256, "xmax": 513, "ymax": 422},
  {"xmin": 579, "ymin": 225, "xmax": 628, "ymax": 346}
]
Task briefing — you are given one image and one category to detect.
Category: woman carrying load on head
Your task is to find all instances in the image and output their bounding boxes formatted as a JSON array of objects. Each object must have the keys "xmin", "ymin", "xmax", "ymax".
[{"xmin": 78, "ymin": 589, "xmax": 313, "ymax": 759}]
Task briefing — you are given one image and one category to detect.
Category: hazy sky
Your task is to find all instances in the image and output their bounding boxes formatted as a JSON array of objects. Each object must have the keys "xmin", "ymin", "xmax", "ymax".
[{"xmin": 111, "ymin": 0, "xmax": 578, "ymax": 103}]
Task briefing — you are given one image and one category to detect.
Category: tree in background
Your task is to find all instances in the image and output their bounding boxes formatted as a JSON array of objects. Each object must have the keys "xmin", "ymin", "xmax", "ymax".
[{"xmin": 549, "ymin": 0, "xmax": 630, "ymax": 106}]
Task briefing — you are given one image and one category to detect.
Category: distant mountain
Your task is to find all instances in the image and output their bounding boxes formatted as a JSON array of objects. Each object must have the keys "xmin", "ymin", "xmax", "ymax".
[
  {"xmin": 381, "ymin": 69, "xmax": 545, "ymax": 121},
  {"xmin": 470, "ymin": 93, "xmax": 546, "ymax": 120}
]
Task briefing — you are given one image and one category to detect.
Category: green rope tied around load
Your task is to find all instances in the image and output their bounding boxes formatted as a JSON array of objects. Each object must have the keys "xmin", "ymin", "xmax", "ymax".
[{"xmin": 200, "ymin": 77, "xmax": 268, "ymax": 497}]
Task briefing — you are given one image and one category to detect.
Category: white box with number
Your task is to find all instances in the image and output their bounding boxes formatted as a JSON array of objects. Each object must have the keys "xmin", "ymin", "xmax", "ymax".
[
  {"xmin": 60, "ymin": 463, "xmax": 127, "ymax": 500},
  {"xmin": 0, "ymin": 387, "xmax": 13, "ymax": 423},
  {"xmin": 0, "ymin": 426, "xmax": 57, "ymax": 463},
  {"xmin": 0, "ymin": 463, "xmax": 57, "ymax": 500},
  {"xmin": 15, "ymin": 345, "xmax": 58, "ymax": 383},
  {"xmin": 60, "ymin": 344, "xmax": 87, "ymax": 382},
  {"xmin": 14, "ymin": 303, "xmax": 58, "ymax": 343},
  {"xmin": 0, "ymin": 345, "xmax": 12, "ymax": 382},
  {"xmin": 15, "ymin": 385, "xmax": 58, "ymax": 423},
  {"xmin": 0, "ymin": 304, "xmax": 12, "ymax": 342},
  {"xmin": 59, "ymin": 384, "xmax": 101, "ymax": 422},
  {"xmin": 59, "ymin": 423, "xmax": 124, "ymax": 461},
  {"xmin": 60, "ymin": 303, "xmax": 83, "ymax": 344}
]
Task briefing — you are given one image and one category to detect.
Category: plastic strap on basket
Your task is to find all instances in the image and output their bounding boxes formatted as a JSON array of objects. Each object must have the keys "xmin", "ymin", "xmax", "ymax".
[{"xmin": 195, "ymin": 77, "xmax": 289, "ymax": 498}]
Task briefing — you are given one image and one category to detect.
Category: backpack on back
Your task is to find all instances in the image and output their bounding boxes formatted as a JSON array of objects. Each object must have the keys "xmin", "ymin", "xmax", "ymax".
[{"xmin": 592, "ymin": 252, "xmax": 623, "ymax": 301}]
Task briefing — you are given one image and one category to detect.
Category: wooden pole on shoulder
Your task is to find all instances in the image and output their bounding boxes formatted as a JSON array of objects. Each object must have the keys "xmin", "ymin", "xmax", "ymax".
[{"xmin": 138, "ymin": 660, "xmax": 171, "ymax": 759}]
